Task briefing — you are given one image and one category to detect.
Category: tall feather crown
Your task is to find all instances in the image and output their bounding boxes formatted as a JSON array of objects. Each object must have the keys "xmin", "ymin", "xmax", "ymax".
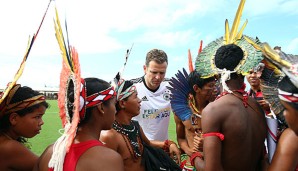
[{"xmin": 195, "ymin": 0, "xmax": 263, "ymax": 79}]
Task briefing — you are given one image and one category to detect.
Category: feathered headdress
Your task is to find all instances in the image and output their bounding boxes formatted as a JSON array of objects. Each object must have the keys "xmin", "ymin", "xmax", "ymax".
[
  {"xmin": 48, "ymin": 7, "xmax": 82, "ymax": 171},
  {"xmin": 195, "ymin": 0, "xmax": 263, "ymax": 93},
  {"xmin": 169, "ymin": 41, "xmax": 204, "ymax": 121},
  {"xmin": 244, "ymin": 38, "xmax": 298, "ymax": 88},
  {"xmin": 168, "ymin": 68, "xmax": 192, "ymax": 121},
  {"xmin": 0, "ymin": 0, "xmax": 52, "ymax": 109},
  {"xmin": 188, "ymin": 40, "xmax": 203, "ymax": 73},
  {"xmin": 110, "ymin": 44, "xmax": 134, "ymax": 89},
  {"xmin": 49, "ymin": 7, "xmax": 116, "ymax": 171}
]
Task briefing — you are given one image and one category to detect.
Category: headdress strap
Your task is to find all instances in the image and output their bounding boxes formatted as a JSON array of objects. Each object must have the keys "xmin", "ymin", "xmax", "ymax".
[{"xmin": 217, "ymin": 68, "xmax": 236, "ymax": 93}]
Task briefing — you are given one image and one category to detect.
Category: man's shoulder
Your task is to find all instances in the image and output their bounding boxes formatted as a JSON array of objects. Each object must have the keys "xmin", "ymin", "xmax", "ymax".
[{"xmin": 130, "ymin": 77, "xmax": 143, "ymax": 83}]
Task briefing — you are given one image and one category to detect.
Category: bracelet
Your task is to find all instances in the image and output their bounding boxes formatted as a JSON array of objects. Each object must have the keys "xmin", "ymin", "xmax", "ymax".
[
  {"xmin": 190, "ymin": 151, "xmax": 204, "ymax": 166},
  {"xmin": 163, "ymin": 139, "xmax": 175, "ymax": 153}
]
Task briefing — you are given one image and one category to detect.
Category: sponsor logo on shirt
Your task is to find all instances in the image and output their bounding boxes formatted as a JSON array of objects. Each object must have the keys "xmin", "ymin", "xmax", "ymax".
[
  {"xmin": 142, "ymin": 107, "xmax": 171, "ymax": 119},
  {"xmin": 141, "ymin": 96, "xmax": 149, "ymax": 101}
]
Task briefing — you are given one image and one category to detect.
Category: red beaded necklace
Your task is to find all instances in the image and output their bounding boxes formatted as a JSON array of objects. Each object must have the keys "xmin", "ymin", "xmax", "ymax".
[{"xmin": 216, "ymin": 83, "xmax": 248, "ymax": 107}]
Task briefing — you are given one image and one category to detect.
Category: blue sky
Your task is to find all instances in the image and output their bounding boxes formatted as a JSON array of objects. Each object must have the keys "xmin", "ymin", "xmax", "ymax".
[{"xmin": 0, "ymin": 0, "xmax": 297, "ymax": 90}]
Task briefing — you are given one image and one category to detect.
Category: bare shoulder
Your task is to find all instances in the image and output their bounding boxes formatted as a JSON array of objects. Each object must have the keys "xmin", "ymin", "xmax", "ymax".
[
  {"xmin": 1, "ymin": 140, "xmax": 37, "ymax": 158},
  {"xmin": 80, "ymin": 146, "xmax": 124, "ymax": 171},
  {"xmin": 100, "ymin": 129, "xmax": 118, "ymax": 142},
  {"xmin": 202, "ymin": 97, "xmax": 231, "ymax": 119},
  {"xmin": 34, "ymin": 144, "xmax": 54, "ymax": 171},
  {"xmin": 100, "ymin": 129, "xmax": 121, "ymax": 151},
  {"xmin": 0, "ymin": 140, "xmax": 38, "ymax": 170},
  {"xmin": 279, "ymin": 129, "xmax": 298, "ymax": 150}
]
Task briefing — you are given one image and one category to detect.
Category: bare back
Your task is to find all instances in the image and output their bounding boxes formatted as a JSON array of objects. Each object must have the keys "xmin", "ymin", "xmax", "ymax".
[{"xmin": 202, "ymin": 93, "xmax": 266, "ymax": 171}]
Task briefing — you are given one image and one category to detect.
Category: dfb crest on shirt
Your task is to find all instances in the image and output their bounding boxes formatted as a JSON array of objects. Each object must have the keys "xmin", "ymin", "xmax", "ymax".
[{"xmin": 163, "ymin": 90, "xmax": 171, "ymax": 101}]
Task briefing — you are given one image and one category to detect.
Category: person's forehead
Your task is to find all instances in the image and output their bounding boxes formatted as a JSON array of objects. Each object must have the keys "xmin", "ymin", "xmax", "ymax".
[{"xmin": 147, "ymin": 61, "xmax": 167, "ymax": 69}]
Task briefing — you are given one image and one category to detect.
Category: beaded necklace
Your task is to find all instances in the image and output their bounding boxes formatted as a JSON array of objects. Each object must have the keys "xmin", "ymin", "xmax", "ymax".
[
  {"xmin": 216, "ymin": 84, "xmax": 248, "ymax": 107},
  {"xmin": 113, "ymin": 120, "xmax": 142, "ymax": 160}
]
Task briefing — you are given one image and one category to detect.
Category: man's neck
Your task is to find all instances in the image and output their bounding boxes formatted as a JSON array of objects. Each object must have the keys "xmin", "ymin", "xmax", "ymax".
[
  {"xmin": 195, "ymin": 96, "xmax": 208, "ymax": 112},
  {"xmin": 225, "ymin": 78, "xmax": 244, "ymax": 92},
  {"xmin": 250, "ymin": 86, "xmax": 260, "ymax": 93}
]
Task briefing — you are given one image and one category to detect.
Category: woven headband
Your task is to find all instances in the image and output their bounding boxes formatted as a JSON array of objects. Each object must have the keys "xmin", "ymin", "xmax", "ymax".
[
  {"xmin": 79, "ymin": 78, "xmax": 116, "ymax": 120},
  {"xmin": 0, "ymin": 84, "xmax": 45, "ymax": 117},
  {"xmin": 115, "ymin": 79, "xmax": 136, "ymax": 101},
  {"xmin": 278, "ymin": 89, "xmax": 298, "ymax": 103}
]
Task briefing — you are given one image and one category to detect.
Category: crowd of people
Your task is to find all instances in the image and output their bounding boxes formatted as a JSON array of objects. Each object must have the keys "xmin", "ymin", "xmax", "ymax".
[{"xmin": 1, "ymin": 0, "xmax": 298, "ymax": 171}]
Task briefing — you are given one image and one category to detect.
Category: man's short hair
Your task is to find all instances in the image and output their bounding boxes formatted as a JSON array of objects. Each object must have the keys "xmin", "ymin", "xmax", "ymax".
[
  {"xmin": 145, "ymin": 49, "xmax": 168, "ymax": 66},
  {"xmin": 188, "ymin": 70, "xmax": 215, "ymax": 95}
]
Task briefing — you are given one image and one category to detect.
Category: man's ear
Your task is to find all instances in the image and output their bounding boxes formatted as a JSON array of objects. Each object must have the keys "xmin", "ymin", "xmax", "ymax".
[
  {"xmin": 9, "ymin": 113, "xmax": 18, "ymax": 126},
  {"xmin": 143, "ymin": 65, "xmax": 147, "ymax": 74},
  {"xmin": 193, "ymin": 84, "xmax": 201, "ymax": 93}
]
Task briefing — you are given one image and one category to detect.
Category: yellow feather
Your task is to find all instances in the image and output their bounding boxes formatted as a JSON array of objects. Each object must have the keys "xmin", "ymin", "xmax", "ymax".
[
  {"xmin": 263, "ymin": 44, "xmax": 292, "ymax": 68},
  {"xmin": 243, "ymin": 36, "xmax": 262, "ymax": 51},
  {"xmin": 54, "ymin": 7, "xmax": 72, "ymax": 71},
  {"xmin": 229, "ymin": 0, "xmax": 246, "ymax": 44},
  {"xmin": 224, "ymin": 19, "xmax": 230, "ymax": 44},
  {"xmin": 235, "ymin": 19, "xmax": 248, "ymax": 41}
]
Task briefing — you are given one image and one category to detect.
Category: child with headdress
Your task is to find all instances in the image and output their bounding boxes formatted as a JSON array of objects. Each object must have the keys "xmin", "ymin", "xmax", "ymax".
[
  {"xmin": 0, "ymin": 84, "xmax": 49, "ymax": 170},
  {"xmin": 0, "ymin": 1, "xmax": 52, "ymax": 169}
]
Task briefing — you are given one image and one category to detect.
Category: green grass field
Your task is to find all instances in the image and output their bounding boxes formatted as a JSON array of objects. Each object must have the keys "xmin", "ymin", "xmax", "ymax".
[{"xmin": 29, "ymin": 100, "xmax": 177, "ymax": 155}]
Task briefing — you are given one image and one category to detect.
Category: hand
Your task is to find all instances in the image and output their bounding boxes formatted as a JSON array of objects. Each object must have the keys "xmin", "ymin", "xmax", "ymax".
[
  {"xmin": 169, "ymin": 143, "xmax": 181, "ymax": 165},
  {"xmin": 193, "ymin": 134, "xmax": 204, "ymax": 152},
  {"xmin": 257, "ymin": 100, "xmax": 270, "ymax": 112}
]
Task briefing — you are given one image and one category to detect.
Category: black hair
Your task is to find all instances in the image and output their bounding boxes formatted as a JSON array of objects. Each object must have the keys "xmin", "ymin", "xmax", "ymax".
[
  {"xmin": 115, "ymin": 80, "xmax": 134, "ymax": 112},
  {"xmin": 279, "ymin": 76, "xmax": 298, "ymax": 110},
  {"xmin": 67, "ymin": 78, "xmax": 112, "ymax": 126},
  {"xmin": 188, "ymin": 70, "xmax": 215, "ymax": 95},
  {"xmin": 214, "ymin": 44, "xmax": 244, "ymax": 79},
  {"xmin": 0, "ymin": 86, "xmax": 49, "ymax": 143}
]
